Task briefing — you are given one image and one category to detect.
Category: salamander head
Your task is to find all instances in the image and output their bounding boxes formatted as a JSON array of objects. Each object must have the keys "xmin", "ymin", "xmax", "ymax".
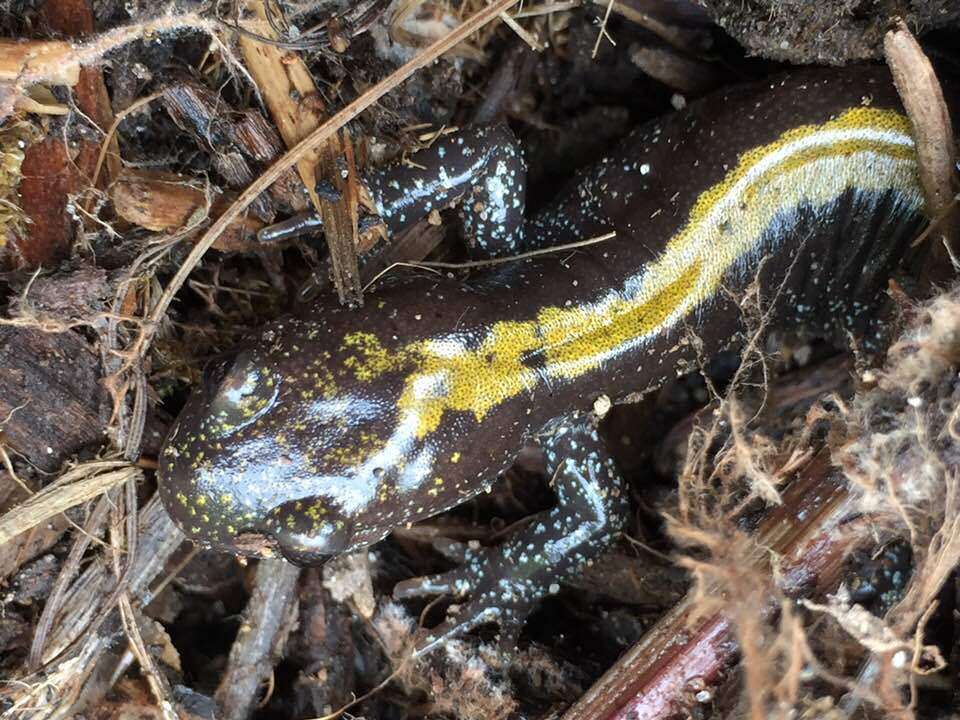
[{"xmin": 157, "ymin": 318, "xmax": 435, "ymax": 565}]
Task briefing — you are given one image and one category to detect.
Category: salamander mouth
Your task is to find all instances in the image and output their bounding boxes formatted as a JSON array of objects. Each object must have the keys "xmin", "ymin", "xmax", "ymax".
[
  {"xmin": 219, "ymin": 522, "xmax": 347, "ymax": 566},
  {"xmin": 206, "ymin": 512, "xmax": 350, "ymax": 566},
  {"xmin": 231, "ymin": 530, "xmax": 283, "ymax": 559}
]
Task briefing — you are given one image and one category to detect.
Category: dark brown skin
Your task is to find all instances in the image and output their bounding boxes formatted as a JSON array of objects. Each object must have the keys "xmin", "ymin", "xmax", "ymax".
[{"xmin": 158, "ymin": 66, "xmax": 938, "ymax": 645}]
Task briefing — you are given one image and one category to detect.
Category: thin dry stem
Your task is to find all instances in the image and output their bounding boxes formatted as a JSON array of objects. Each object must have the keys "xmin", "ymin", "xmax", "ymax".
[
  {"xmin": 85, "ymin": 90, "xmax": 165, "ymax": 213},
  {"xmin": 591, "ymin": 0, "xmax": 617, "ymax": 57}
]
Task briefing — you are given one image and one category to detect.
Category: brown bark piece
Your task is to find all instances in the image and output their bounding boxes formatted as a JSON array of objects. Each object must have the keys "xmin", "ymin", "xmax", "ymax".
[
  {"xmin": 0, "ymin": 39, "xmax": 80, "ymax": 86},
  {"xmin": 317, "ymin": 136, "xmax": 363, "ymax": 305},
  {"xmin": 0, "ymin": 327, "xmax": 108, "ymax": 473},
  {"xmin": 42, "ymin": 0, "xmax": 119, "ymax": 180},
  {"xmin": 629, "ymin": 43, "xmax": 722, "ymax": 94},
  {"xmin": 8, "ymin": 262, "xmax": 110, "ymax": 321},
  {"xmin": 564, "ymin": 454, "xmax": 861, "ymax": 720},
  {"xmin": 0, "ymin": 325, "xmax": 108, "ymax": 582},
  {"xmin": 12, "ymin": 138, "xmax": 84, "ymax": 267},
  {"xmin": 214, "ymin": 560, "xmax": 301, "ymax": 719},
  {"xmin": 160, "ymin": 81, "xmax": 306, "ymax": 221},
  {"xmin": 699, "ymin": 0, "xmax": 960, "ymax": 65},
  {"xmin": 110, "ymin": 168, "xmax": 264, "ymax": 251},
  {"xmin": 8, "ymin": 0, "xmax": 118, "ymax": 268},
  {"xmin": 0, "ymin": 515, "xmax": 70, "ymax": 582}
]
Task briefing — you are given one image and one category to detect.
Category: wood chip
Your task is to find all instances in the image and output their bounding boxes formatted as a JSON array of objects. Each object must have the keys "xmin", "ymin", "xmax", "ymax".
[
  {"xmin": 110, "ymin": 168, "xmax": 264, "ymax": 251},
  {"xmin": 884, "ymin": 19, "xmax": 958, "ymax": 270},
  {"xmin": 239, "ymin": 0, "xmax": 362, "ymax": 305}
]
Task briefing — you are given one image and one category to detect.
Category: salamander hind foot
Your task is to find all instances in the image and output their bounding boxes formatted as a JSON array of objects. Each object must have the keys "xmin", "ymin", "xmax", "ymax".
[{"xmin": 395, "ymin": 411, "xmax": 630, "ymax": 655}]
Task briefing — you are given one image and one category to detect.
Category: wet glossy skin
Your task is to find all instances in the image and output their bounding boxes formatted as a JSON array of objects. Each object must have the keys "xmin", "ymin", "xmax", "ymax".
[{"xmin": 159, "ymin": 66, "xmax": 942, "ymax": 642}]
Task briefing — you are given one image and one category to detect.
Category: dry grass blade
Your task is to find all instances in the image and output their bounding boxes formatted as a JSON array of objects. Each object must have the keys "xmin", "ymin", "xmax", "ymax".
[
  {"xmin": 500, "ymin": 11, "xmax": 544, "ymax": 51},
  {"xmin": 86, "ymin": 90, "xmax": 165, "ymax": 213},
  {"xmin": 592, "ymin": 0, "xmax": 617, "ymax": 57},
  {"xmin": 514, "ymin": 2, "xmax": 581, "ymax": 19},
  {"xmin": 361, "ymin": 231, "xmax": 616, "ymax": 291},
  {"xmin": 0, "ymin": 461, "xmax": 140, "ymax": 546},
  {"xmin": 1, "ymin": 499, "xmax": 185, "ymax": 718},
  {"xmin": 27, "ymin": 495, "xmax": 112, "ymax": 671}
]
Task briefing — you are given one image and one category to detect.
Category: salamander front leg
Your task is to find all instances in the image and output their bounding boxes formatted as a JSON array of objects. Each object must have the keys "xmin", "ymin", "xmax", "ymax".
[
  {"xmin": 395, "ymin": 412, "xmax": 630, "ymax": 654},
  {"xmin": 255, "ymin": 124, "xmax": 528, "ymax": 256}
]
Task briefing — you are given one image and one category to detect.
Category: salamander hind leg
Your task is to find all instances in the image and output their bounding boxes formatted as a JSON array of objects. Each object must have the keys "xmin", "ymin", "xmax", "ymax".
[{"xmin": 395, "ymin": 411, "xmax": 630, "ymax": 654}]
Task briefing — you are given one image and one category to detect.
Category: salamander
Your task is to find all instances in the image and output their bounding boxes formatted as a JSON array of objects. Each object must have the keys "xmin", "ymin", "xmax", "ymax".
[{"xmin": 158, "ymin": 65, "xmax": 950, "ymax": 649}]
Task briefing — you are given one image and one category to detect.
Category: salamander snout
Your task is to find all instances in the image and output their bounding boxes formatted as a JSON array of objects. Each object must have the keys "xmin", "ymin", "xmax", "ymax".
[
  {"xmin": 157, "ymin": 328, "xmax": 412, "ymax": 563},
  {"xmin": 157, "ymin": 346, "xmax": 291, "ymax": 555}
]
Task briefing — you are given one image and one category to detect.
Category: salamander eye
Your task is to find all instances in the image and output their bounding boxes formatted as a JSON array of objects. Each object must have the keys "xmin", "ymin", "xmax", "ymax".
[{"xmin": 203, "ymin": 350, "xmax": 280, "ymax": 437}]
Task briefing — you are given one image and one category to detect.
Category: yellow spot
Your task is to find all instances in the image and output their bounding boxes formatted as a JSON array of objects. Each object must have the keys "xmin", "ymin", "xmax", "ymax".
[
  {"xmin": 311, "ymin": 367, "xmax": 340, "ymax": 398},
  {"xmin": 305, "ymin": 501, "xmax": 327, "ymax": 521},
  {"xmin": 450, "ymin": 452, "xmax": 461, "ymax": 463},
  {"xmin": 195, "ymin": 495, "xmax": 207, "ymax": 507},
  {"xmin": 342, "ymin": 332, "xmax": 406, "ymax": 380}
]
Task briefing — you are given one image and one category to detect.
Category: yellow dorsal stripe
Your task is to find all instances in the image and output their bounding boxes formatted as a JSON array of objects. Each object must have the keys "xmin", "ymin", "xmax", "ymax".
[{"xmin": 342, "ymin": 107, "xmax": 920, "ymax": 439}]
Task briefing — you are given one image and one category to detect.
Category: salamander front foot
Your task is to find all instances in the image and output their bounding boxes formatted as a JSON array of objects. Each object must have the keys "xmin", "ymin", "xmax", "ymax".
[
  {"xmin": 396, "ymin": 539, "xmax": 543, "ymax": 655},
  {"xmin": 395, "ymin": 412, "xmax": 630, "ymax": 656}
]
